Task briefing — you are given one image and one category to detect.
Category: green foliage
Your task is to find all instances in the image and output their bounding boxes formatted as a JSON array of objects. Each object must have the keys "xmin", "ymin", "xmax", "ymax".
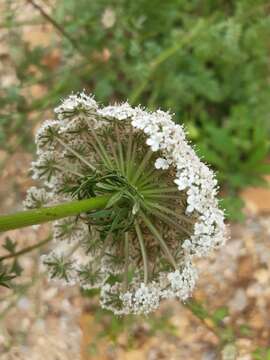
[
  {"xmin": 186, "ymin": 300, "xmax": 235, "ymax": 345},
  {"xmin": 0, "ymin": 237, "xmax": 24, "ymax": 288},
  {"xmin": 220, "ymin": 196, "xmax": 246, "ymax": 222},
  {"xmin": 1, "ymin": 0, "xmax": 270, "ymax": 220},
  {"xmin": 2, "ymin": 237, "xmax": 17, "ymax": 254},
  {"xmin": 212, "ymin": 306, "xmax": 229, "ymax": 325},
  {"xmin": 252, "ymin": 347, "xmax": 270, "ymax": 360},
  {"xmin": 43, "ymin": 254, "xmax": 73, "ymax": 281},
  {"xmin": 0, "ymin": 265, "xmax": 16, "ymax": 288}
]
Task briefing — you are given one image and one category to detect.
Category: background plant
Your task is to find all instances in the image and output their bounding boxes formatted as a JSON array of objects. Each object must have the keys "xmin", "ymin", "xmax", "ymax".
[
  {"xmin": 0, "ymin": 0, "xmax": 270, "ymax": 358},
  {"xmin": 1, "ymin": 0, "xmax": 270, "ymax": 220}
]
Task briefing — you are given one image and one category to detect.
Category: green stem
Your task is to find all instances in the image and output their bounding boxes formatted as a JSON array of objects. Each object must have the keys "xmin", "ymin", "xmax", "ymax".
[
  {"xmin": 123, "ymin": 232, "xmax": 129, "ymax": 291},
  {"xmin": 108, "ymin": 137, "xmax": 121, "ymax": 171},
  {"xmin": 0, "ymin": 195, "xmax": 111, "ymax": 233},
  {"xmin": 56, "ymin": 136, "xmax": 96, "ymax": 171},
  {"xmin": 145, "ymin": 205, "xmax": 192, "ymax": 237},
  {"xmin": 146, "ymin": 201, "xmax": 195, "ymax": 226},
  {"xmin": 140, "ymin": 212, "xmax": 177, "ymax": 269},
  {"xmin": 0, "ymin": 236, "xmax": 52, "ymax": 261},
  {"xmin": 131, "ymin": 148, "xmax": 153, "ymax": 185},
  {"xmin": 185, "ymin": 299, "xmax": 234, "ymax": 344},
  {"xmin": 141, "ymin": 187, "xmax": 178, "ymax": 195},
  {"xmin": 115, "ymin": 125, "xmax": 125, "ymax": 175},
  {"xmin": 89, "ymin": 127, "xmax": 113, "ymax": 169},
  {"xmin": 134, "ymin": 220, "xmax": 149, "ymax": 284}
]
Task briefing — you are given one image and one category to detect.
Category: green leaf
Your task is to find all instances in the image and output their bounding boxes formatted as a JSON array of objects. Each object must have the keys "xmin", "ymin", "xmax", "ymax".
[
  {"xmin": 220, "ymin": 196, "xmax": 245, "ymax": 222},
  {"xmin": 212, "ymin": 306, "xmax": 229, "ymax": 324},
  {"xmin": 239, "ymin": 324, "xmax": 253, "ymax": 337},
  {"xmin": 106, "ymin": 192, "xmax": 123, "ymax": 208},
  {"xmin": 3, "ymin": 237, "xmax": 17, "ymax": 254},
  {"xmin": 204, "ymin": 125, "xmax": 237, "ymax": 157},
  {"xmin": 254, "ymin": 163, "xmax": 270, "ymax": 175},
  {"xmin": 132, "ymin": 201, "xmax": 140, "ymax": 215},
  {"xmin": 197, "ymin": 144, "xmax": 227, "ymax": 169},
  {"xmin": 245, "ymin": 144, "xmax": 269, "ymax": 168},
  {"xmin": 252, "ymin": 348, "xmax": 265, "ymax": 360},
  {"xmin": 0, "ymin": 266, "xmax": 16, "ymax": 288},
  {"xmin": 186, "ymin": 300, "xmax": 209, "ymax": 320},
  {"xmin": 11, "ymin": 259, "xmax": 23, "ymax": 276}
]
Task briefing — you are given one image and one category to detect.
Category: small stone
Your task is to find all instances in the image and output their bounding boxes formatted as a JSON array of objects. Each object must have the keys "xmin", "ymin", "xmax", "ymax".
[
  {"xmin": 17, "ymin": 297, "xmax": 31, "ymax": 311},
  {"xmin": 246, "ymin": 283, "xmax": 262, "ymax": 297},
  {"xmin": 254, "ymin": 268, "xmax": 269, "ymax": 284},
  {"xmin": 237, "ymin": 256, "xmax": 254, "ymax": 284},
  {"xmin": 237, "ymin": 356, "xmax": 252, "ymax": 360},
  {"xmin": 202, "ymin": 350, "xmax": 218, "ymax": 360},
  {"xmin": 43, "ymin": 287, "xmax": 58, "ymax": 301},
  {"xmin": 221, "ymin": 343, "xmax": 237, "ymax": 360},
  {"xmin": 249, "ymin": 311, "xmax": 265, "ymax": 329},
  {"xmin": 228, "ymin": 289, "xmax": 248, "ymax": 313}
]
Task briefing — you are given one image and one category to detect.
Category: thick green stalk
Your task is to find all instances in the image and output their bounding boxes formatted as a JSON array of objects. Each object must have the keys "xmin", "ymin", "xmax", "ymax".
[{"xmin": 0, "ymin": 195, "xmax": 111, "ymax": 232}]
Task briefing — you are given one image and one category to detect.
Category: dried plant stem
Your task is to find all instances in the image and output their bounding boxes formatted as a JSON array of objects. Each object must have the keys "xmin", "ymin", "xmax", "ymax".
[
  {"xmin": 27, "ymin": 0, "xmax": 86, "ymax": 57},
  {"xmin": 0, "ymin": 236, "xmax": 52, "ymax": 261}
]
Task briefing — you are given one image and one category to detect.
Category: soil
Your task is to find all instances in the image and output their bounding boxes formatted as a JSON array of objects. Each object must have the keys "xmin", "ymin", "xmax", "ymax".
[{"xmin": 0, "ymin": 151, "xmax": 270, "ymax": 360}]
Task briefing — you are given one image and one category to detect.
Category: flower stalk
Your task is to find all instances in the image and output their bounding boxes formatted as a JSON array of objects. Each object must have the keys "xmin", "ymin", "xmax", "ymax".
[
  {"xmin": 3, "ymin": 92, "xmax": 226, "ymax": 315},
  {"xmin": 0, "ymin": 195, "xmax": 111, "ymax": 232}
]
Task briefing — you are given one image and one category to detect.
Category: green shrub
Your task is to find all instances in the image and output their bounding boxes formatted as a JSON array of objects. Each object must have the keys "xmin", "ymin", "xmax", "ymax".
[{"xmin": 1, "ymin": 0, "xmax": 270, "ymax": 220}]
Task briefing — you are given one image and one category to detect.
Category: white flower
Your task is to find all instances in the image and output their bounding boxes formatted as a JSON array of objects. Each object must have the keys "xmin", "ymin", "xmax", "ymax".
[
  {"xmin": 55, "ymin": 91, "xmax": 97, "ymax": 120},
  {"xmin": 98, "ymin": 102, "xmax": 135, "ymax": 120},
  {"xmin": 120, "ymin": 283, "xmax": 161, "ymax": 315},
  {"xmin": 101, "ymin": 7, "xmax": 116, "ymax": 29},
  {"xmin": 29, "ymin": 91, "xmax": 227, "ymax": 315},
  {"xmin": 146, "ymin": 133, "xmax": 163, "ymax": 151},
  {"xmin": 23, "ymin": 186, "xmax": 51, "ymax": 209},
  {"xmin": 155, "ymin": 157, "xmax": 170, "ymax": 170},
  {"xmin": 166, "ymin": 260, "xmax": 198, "ymax": 300},
  {"xmin": 174, "ymin": 177, "xmax": 189, "ymax": 191}
]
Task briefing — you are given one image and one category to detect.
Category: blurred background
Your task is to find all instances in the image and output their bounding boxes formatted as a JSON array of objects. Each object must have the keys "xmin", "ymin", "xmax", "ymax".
[{"xmin": 0, "ymin": 0, "xmax": 270, "ymax": 359}]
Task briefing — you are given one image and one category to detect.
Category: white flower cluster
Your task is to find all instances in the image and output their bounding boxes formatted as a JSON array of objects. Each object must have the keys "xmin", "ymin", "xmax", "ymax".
[
  {"xmin": 166, "ymin": 259, "xmax": 198, "ymax": 301},
  {"xmin": 120, "ymin": 282, "xmax": 161, "ymax": 315},
  {"xmin": 23, "ymin": 186, "xmax": 52, "ymax": 209},
  {"xmin": 54, "ymin": 92, "xmax": 97, "ymax": 120},
  {"xmin": 100, "ymin": 259, "xmax": 198, "ymax": 315},
  {"xmin": 29, "ymin": 91, "xmax": 227, "ymax": 315},
  {"xmin": 98, "ymin": 102, "xmax": 227, "ymax": 256}
]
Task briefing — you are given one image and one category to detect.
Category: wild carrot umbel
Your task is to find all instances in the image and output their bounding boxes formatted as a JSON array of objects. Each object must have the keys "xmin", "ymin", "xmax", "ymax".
[{"xmin": 19, "ymin": 92, "xmax": 227, "ymax": 314}]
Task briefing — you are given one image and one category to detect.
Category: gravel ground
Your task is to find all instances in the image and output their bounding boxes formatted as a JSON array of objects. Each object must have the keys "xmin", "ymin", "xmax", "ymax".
[
  {"xmin": 1, "ymin": 4, "xmax": 270, "ymax": 357},
  {"xmin": 0, "ymin": 154, "xmax": 270, "ymax": 360}
]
